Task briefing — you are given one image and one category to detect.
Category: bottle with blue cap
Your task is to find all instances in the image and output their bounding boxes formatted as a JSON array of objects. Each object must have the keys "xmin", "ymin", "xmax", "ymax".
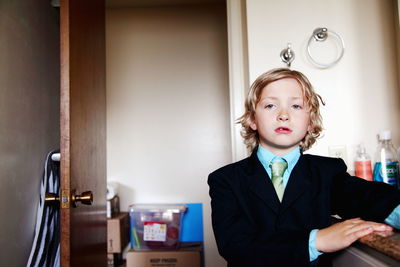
[{"xmin": 373, "ymin": 130, "xmax": 399, "ymax": 188}]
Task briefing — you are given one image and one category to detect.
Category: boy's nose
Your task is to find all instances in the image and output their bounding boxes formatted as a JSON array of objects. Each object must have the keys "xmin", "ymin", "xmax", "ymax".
[{"xmin": 278, "ymin": 112, "xmax": 289, "ymax": 121}]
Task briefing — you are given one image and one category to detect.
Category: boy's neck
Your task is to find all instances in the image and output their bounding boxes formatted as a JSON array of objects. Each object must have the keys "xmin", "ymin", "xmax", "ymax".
[{"xmin": 258, "ymin": 144, "xmax": 300, "ymax": 157}]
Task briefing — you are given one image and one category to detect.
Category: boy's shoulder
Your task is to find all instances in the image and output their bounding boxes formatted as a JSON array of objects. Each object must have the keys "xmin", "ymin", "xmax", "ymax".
[
  {"xmin": 302, "ymin": 153, "xmax": 347, "ymax": 170},
  {"xmin": 209, "ymin": 156, "xmax": 250, "ymax": 176},
  {"xmin": 302, "ymin": 153, "xmax": 343, "ymax": 162}
]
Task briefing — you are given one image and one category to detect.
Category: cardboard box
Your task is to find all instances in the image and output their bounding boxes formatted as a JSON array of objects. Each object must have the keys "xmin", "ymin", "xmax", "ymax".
[
  {"xmin": 107, "ymin": 253, "xmax": 123, "ymax": 267},
  {"xmin": 126, "ymin": 243, "xmax": 202, "ymax": 267},
  {"xmin": 108, "ymin": 212, "xmax": 130, "ymax": 253},
  {"xmin": 107, "ymin": 195, "xmax": 120, "ymax": 218}
]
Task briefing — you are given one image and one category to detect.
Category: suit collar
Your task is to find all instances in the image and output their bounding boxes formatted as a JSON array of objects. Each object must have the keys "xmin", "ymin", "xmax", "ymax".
[
  {"xmin": 246, "ymin": 150, "xmax": 311, "ymax": 214},
  {"xmin": 246, "ymin": 150, "xmax": 280, "ymax": 213}
]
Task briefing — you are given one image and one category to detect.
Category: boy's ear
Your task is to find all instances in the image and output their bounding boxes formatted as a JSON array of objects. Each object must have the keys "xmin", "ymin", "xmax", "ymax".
[{"xmin": 250, "ymin": 121, "xmax": 257, "ymax": 131}]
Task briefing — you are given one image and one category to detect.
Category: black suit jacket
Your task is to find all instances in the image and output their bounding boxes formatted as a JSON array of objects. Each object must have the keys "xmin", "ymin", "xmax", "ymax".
[{"xmin": 208, "ymin": 151, "xmax": 400, "ymax": 267}]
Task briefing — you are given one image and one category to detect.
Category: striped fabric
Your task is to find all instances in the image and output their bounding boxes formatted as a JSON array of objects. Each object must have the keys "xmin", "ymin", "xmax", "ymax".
[{"xmin": 27, "ymin": 150, "xmax": 60, "ymax": 267}]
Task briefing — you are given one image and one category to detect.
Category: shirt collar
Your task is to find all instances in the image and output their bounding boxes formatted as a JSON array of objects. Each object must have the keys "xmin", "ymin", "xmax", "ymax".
[{"xmin": 256, "ymin": 145, "xmax": 301, "ymax": 172}]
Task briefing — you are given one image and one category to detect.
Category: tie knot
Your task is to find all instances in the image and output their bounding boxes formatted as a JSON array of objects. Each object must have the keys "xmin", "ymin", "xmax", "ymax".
[{"xmin": 270, "ymin": 160, "xmax": 288, "ymax": 178}]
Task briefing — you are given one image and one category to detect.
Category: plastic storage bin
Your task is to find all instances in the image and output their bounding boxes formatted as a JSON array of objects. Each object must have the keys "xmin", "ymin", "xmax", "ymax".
[{"xmin": 129, "ymin": 204, "xmax": 187, "ymax": 251}]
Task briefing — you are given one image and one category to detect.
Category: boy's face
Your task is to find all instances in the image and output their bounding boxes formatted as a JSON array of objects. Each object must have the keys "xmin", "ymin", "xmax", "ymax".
[{"xmin": 250, "ymin": 78, "xmax": 311, "ymax": 156}]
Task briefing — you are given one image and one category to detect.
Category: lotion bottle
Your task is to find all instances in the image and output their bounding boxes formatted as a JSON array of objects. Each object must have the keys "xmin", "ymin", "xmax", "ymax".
[{"xmin": 355, "ymin": 144, "xmax": 372, "ymax": 181}]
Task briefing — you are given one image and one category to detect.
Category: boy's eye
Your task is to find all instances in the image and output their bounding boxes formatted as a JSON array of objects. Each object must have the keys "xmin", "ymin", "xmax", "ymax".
[
  {"xmin": 264, "ymin": 104, "xmax": 275, "ymax": 109},
  {"xmin": 292, "ymin": 104, "xmax": 302, "ymax": 109}
]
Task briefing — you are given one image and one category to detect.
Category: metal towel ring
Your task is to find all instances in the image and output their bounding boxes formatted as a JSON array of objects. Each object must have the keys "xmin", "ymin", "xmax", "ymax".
[{"xmin": 307, "ymin": 27, "xmax": 345, "ymax": 68}]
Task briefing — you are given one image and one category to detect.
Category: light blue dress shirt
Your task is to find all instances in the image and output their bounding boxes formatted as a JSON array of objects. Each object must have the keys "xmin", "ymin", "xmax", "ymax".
[
  {"xmin": 256, "ymin": 145, "xmax": 400, "ymax": 262},
  {"xmin": 257, "ymin": 145, "xmax": 300, "ymax": 188}
]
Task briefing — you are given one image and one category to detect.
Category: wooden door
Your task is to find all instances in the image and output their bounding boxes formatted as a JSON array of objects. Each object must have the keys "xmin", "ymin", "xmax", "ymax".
[{"xmin": 60, "ymin": 0, "xmax": 107, "ymax": 266}]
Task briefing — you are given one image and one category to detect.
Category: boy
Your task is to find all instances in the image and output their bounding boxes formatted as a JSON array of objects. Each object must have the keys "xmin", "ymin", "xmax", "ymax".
[{"xmin": 208, "ymin": 68, "xmax": 400, "ymax": 267}]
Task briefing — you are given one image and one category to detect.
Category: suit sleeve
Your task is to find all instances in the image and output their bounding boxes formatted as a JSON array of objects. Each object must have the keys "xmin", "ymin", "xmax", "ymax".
[
  {"xmin": 208, "ymin": 170, "xmax": 311, "ymax": 267},
  {"xmin": 331, "ymin": 159, "xmax": 400, "ymax": 222}
]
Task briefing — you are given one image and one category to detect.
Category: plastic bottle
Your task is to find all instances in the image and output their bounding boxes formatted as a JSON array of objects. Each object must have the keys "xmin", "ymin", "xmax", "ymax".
[
  {"xmin": 354, "ymin": 144, "xmax": 372, "ymax": 181},
  {"xmin": 373, "ymin": 130, "xmax": 399, "ymax": 188},
  {"xmin": 398, "ymin": 147, "xmax": 400, "ymax": 165}
]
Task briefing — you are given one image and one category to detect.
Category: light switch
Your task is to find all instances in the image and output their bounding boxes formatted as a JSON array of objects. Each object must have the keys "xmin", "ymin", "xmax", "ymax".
[{"xmin": 328, "ymin": 145, "xmax": 348, "ymax": 165}]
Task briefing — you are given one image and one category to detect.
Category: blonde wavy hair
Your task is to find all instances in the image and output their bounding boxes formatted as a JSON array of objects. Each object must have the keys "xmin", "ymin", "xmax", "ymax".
[{"xmin": 238, "ymin": 68, "xmax": 325, "ymax": 152}]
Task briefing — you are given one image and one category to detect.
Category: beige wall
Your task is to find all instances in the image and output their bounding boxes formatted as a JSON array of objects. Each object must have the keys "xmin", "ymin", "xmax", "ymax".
[
  {"xmin": 246, "ymin": 0, "xmax": 400, "ymax": 168},
  {"xmin": 0, "ymin": 1, "xmax": 60, "ymax": 266},
  {"xmin": 106, "ymin": 4, "xmax": 230, "ymax": 267}
]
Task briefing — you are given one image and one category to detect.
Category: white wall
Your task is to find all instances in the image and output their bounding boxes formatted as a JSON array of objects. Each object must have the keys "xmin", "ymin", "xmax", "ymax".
[
  {"xmin": 246, "ymin": 0, "xmax": 400, "ymax": 168},
  {"xmin": 106, "ymin": 4, "xmax": 230, "ymax": 267}
]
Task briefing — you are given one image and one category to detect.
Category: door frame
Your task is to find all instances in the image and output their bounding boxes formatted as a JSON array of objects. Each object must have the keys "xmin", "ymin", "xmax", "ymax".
[{"xmin": 227, "ymin": 0, "xmax": 249, "ymax": 162}]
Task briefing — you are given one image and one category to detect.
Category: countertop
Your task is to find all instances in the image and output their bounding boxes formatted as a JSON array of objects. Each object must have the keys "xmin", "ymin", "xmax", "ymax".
[{"xmin": 358, "ymin": 231, "xmax": 400, "ymax": 262}]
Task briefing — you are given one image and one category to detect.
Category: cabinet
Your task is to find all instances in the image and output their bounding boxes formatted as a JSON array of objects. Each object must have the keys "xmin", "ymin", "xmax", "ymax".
[{"xmin": 333, "ymin": 243, "xmax": 400, "ymax": 267}]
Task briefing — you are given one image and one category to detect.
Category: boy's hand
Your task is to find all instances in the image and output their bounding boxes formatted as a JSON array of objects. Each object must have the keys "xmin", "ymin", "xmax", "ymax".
[{"xmin": 316, "ymin": 218, "xmax": 393, "ymax": 253}]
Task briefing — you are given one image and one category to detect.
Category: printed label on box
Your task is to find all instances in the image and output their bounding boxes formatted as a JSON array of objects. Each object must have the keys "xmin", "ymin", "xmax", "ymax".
[{"xmin": 143, "ymin": 222, "xmax": 167, "ymax": 241}]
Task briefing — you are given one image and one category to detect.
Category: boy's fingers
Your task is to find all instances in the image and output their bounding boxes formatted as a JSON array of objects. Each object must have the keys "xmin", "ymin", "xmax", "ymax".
[
  {"xmin": 375, "ymin": 230, "xmax": 394, "ymax": 237},
  {"xmin": 350, "ymin": 226, "xmax": 374, "ymax": 240},
  {"xmin": 346, "ymin": 222, "xmax": 380, "ymax": 235},
  {"xmin": 346, "ymin": 224, "xmax": 369, "ymax": 235},
  {"xmin": 344, "ymin": 218, "xmax": 391, "ymax": 231},
  {"xmin": 348, "ymin": 221, "xmax": 391, "ymax": 232},
  {"xmin": 373, "ymin": 224, "xmax": 392, "ymax": 231},
  {"xmin": 362, "ymin": 223, "xmax": 392, "ymax": 232},
  {"xmin": 347, "ymin": 222, "xmax": 391, "ymax": 239}
]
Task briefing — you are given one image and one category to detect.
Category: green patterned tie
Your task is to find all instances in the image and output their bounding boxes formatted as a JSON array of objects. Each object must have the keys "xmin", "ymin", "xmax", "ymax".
[{"xmin": 269, "ymin": 160, "xmax": 288, "ymax": 201}]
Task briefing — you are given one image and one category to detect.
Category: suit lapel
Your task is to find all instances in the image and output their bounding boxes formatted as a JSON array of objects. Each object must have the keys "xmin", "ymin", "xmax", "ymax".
[
  {"xmin": 246, "ymin": 150, "xmax": 280, "ymax": 213},
  {"xmin": 281, "ymin": 155, "xmax": 311, "ymax": 212}
]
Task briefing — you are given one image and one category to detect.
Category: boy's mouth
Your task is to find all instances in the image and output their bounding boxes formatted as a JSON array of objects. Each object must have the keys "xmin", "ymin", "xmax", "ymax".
[{"xmin": 275, "ymin": 127, "xmax": 292, "ymax": 134}]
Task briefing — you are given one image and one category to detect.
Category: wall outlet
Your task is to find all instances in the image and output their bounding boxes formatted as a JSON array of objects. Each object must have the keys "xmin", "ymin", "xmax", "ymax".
[{"xmin": 328, "ymin": 145, "xmax": 348, "ymax": 164}]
